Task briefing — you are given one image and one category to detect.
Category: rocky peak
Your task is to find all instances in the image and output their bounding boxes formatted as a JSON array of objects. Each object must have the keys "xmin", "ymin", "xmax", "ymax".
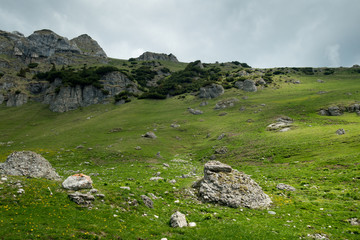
[
  {"xmin": 137, "ymin": 51, "xmax": 179, "ymax": 62},
  {"xmin": 70, "ymin": 34, "xmax": 107, "ymax": 58}
]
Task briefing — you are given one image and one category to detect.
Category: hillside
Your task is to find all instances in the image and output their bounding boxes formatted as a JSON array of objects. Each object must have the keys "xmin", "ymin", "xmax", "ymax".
[{"xmin": 0, "ymin": 30, "xmax": 360, "ymax": 239}]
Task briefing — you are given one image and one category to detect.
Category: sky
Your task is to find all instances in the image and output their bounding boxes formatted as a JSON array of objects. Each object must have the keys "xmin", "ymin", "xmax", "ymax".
[{"xmin": 1, "ymin": 0, "xmax": 360, "ymax": 68}]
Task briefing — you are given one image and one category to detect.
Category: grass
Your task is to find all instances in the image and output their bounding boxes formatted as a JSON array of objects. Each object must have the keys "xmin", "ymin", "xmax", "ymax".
[{"xmin": 0, "ymin": 70, "xmax": 360, "ymax": 239}]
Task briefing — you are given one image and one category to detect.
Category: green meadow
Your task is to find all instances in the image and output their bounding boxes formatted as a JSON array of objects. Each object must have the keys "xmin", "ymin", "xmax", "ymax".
[{"xmin": 0, "ymin": 68, "xmax": 359, "ymax": 239}]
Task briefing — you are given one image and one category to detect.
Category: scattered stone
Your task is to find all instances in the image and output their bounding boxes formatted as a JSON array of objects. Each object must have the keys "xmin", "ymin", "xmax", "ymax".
[
  {"xmin": 170, "ymin": 211, "xmax": 188, "ymax": 228},
  {"xmin": 171, "ymin": 123, "xmax": 180, "ymax": 128},
  {"xmin": 135, "ymin": 146, "xmax": 142, "ymax": 150},
  {"xmin": 317, "ymin": 79, "xmax": 325, "ymax": 83},
  {"xmin": 156, "ymin": 152, "xmax": 163, "ymax": 158},
  {"xmin": 95, "ymin": 194, "xmax": 105, "ymax": 198},
  {"xmin": 214, "ymin": 98, "xmax": 239, "ymax": 110},
  {"xmin": 142, "ymin": 131, "xmax": 157, "ymax": 139},
  {"xmin": 242, "ymin": 96, "xmax": 248, "ymax": 100},
  {"xmin": 268, "ymin": 211, "xmax": 276, "ymax": 215},
  {"xmin": 188, "ymin": 108, "xmax": 203, "ymax": 115},
  {"xmin": 199, "ymin": 101, "xmax": 208, "ymax": 107},
  {"xmin": 76, "ymin": 145, "xmax": 84, "ymax": 149},
  {"xmin": 246, "ymin": 119, "xmax": 254, "ymax": 123},
  {"xmin": 1, "ymin": 177, "xmax": 7, "ymax": 181},
  {"xmin": 149, "ymin": 177, "xmax": 164, "ymax": 181},
  {"xmin": 188, "ymin": 222, "xmax": 196, "ymax": 227},
  {"xmin": 214, "ymin": 146, "xmax": 228, "ymax": 154},
  {"xmin": 307, "ymin": 233, "xmax": 330, "ymax": 240},
  {"xmin": 154, "ymin": 172, "xmax": 161, "ymax": 176},
  {"xmin": 192, "ymin": 161, "xmax": 272, "ymax": 209},
  {"xmin": 141, "ymin": 195, "xmax": 154, "ymax": 208},
  {"xmin": 199, "ymin": 84, "xmax": 224, "ymax": 99},
  {"xmin": 163, "ymin": 163, "xmax": 170, "ymax": 168},
  {"xmin": 89, "ymin": 189, "xmax": 98, "ymax": 194},
  {"xmin": 239, "ymin": 106, "xmax": 246, "ymax": 111},
  {"xmin": 17, "ymin": 188, "xmax": 25, "ymax": 194},
  {"xmin": 347, "ymin": 218, "xmax": 360, "ymax": 226},
  {"xmin": 108, "ymin": 127, "xmax": 122, "ymax": 133},
  {"xmin": 148, "ymin": 193, "xmax": 158, "ymax": 199},
  {"xmin": 209, "ymin": 155, "xmax": 216, "ymax": 160},
  {"xmin": 62, "ymin": 174, "xmax": 93, "ymax": 190},
  {"xmin": 279, "ymin": 127, "xmax": 291, "ymax": 132},
  {"xmin": 267, "ymin": 117, "xmax": 293, "ymax": 132},
  {"xmin": 217, "ymin": 133, "xmax": 226, "ymax": 140},
  {"xmin": 0, "ymin": 151, "xmax": 60, "ymax": 180},
  {"xmin": 276, "ymin": 183, "xmax": 296, "ymax": 191},
  {"xmin": 68, "ymin": 192, "xmax": 95, "ymax": 206},
  {"xmin": 336, "ymin": 128, "xmax": 345, "ymax": 135},
  {"xmin": 218, "ymin": 112, "xmax": 228, "ymax": 116},
  {"xmin": 169, "ymin": 179, "xmax": 176, "ymax": 184},
  {"xmin": 120, "ymin": 186, "xmax": 131, "ymax": 190},
  {"xmin": 317, "ymin": 91, "xmax": 327, "ymax": 95}
]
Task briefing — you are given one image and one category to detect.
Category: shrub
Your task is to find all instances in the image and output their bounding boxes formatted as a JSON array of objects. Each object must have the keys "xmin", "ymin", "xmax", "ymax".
[
  {"xmin": 323, "ymin": 68, "xmax": 335, "ymax": 75},
  {"xmin": 17, "ymin": 68, "xmax": 26, "ymax": 77},
  {"xmin": 28, "ymin": 63, "xmax": 39, "ymax": 68}
]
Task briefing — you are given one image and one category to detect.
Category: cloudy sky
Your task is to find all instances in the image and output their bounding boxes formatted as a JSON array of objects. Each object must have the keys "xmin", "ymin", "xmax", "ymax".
[{"xmin": 1, "ymin": 0, "xmax": 359, "ymax": 68}]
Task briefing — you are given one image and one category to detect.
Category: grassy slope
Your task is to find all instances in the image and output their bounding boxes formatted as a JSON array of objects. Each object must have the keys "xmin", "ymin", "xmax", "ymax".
[{"xmin": 0, "ymin": 71, "xmax": 359, "ymax": 239}]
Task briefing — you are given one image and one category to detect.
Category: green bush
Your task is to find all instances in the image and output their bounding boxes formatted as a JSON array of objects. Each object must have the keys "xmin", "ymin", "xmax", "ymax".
[{"xmin": 28, "ymin": 63, "xmax": 39, "ymax": 68}]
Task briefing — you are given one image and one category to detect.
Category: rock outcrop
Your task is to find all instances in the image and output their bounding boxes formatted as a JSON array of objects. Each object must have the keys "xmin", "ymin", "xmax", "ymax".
[
  {"xmin": 68, "ymin": 191, "xmax": 95, "ymax": 206},
  {"xmin": 235, "ymin": 79, "xmax": 257, "ymax": 92},
  {"xmin": 266, "ymin": 117, "xmax": 293, "ymax": 132},
  {"xmin": 199, "ymin": 84, "xmax": 224, "ymax": 99},
  {"xmin": 214, "ymin": 98, "xmax": 239, "ymax": 110},
  {"xmin": 0, "ymin": 29, "xmax": 106, "ymax": 60},
  {"xmin": 137, "ymin": 51, "xmax": 178, "ymax": 62},
  {"xmin": 193, "ymin": 161, "xmax": 272, "ymax": 209},
  {"xmin": 0, "ymin": 151, "xmax": 60, "ymax": 180},
  {"xmin": 6, "ymin": 92, "xmax": 28, "ymax": 107},
  {"xmin": 70, "ymin": 34, "xmax": 107, "ymax": 58}
]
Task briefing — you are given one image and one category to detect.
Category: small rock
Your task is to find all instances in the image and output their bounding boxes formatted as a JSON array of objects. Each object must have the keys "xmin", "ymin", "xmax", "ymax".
[
  {"xmin": 199, "ymin": 101, "xmax": 208, "ymax": 107},
  {"xmin": 171, "ymin": 124, "xmax": 180, "ymax": 128},
  {"xmin": 148, "ymin": 193, "xmax": 158, "ymax": 199},
  {"xmin": 142, "ymin": 131, "xmax": 157, "ymax": 139},
  {"xmin": 217, "ymin": 133, "xmax": 226, "ymax": 140},
  {"xmin": 188, "ymin": 222, "xmax": 196, "ymax": 227},
  {"xmin": 149, "ymin": 177, "xmax": 164, "ymax": 181},
  {"xmin": 169, "ymin": 179, "xmax": 176, "ymax": 184},
  {"xmin": 163, "ymin": 163, "xmax": 170, "ymax": 168},
  {"xmin": 95, "ymin": 194, "xmax": 105, "ymax": 198},
  {"xmin": 89, "ymin": 189, "xmax": 98, "ymax": 194},
  {"xmin": 347, "ymin": 218, "xmax": 360, "ymax": 226},
  {"xmin": 135, "ymin": 146, "xmax": 142, "ymax": 150},
  {"xmin": 276, "ymin": 183, "xmax": 296, "ymax": 191},
  {"xmin": 268, "ymin": 211, "xmax": 276, "ymax": 215},
  {"xmin": 17, "ymin": 188, "xmax": 25, "ymax": 194},
  {"xmin": 1, "ymin": 177, "xmax": 7, "ymax": 181},
  {"xmin": 170, "ymin": 211, "xmax": 188, "ymax": 228},
  {"xmin": 120, "ymin": 186, "xmax": 130, "ymax": 190},
  {"xmin": 141, "ymin": 195, "xmax": 154, "ymax": 208},
  {"xmin": 76, "ymin": 145, "xmax": 84, "ymax": 149},
  {"xmin": 336, "ymin": 128, "xmax": 345, "ymax": 135},
  {"xmin": 188, "ymin": 108, "xmax": 203, "ymax": 115},
  {"xmin": 214, "ymin": 146, "xmax": 228, "ymax": 154}
]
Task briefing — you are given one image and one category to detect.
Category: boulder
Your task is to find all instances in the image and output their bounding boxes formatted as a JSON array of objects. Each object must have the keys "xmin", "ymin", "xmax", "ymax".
[
  {"xmin": 193, "ymin": 161, "xmax": 272, "ymax": 209},
  {"xmin": 336, "ymin": 128, "xmax": 345, "ymax": 135},
  {"xmin": 68, "ymin": 191, "xmax": 95, "ymax": 206},
  {"xmin": 188, "ymin": 108, "xmax": 203, "ymax": 115},
  {"xmin": 243, "ymin": 79, "xmax": 257, "ymax": 92},
  {"xmin": 141, "ymin": 195, "xmax": 154, "ymax": 208},
  {"xmin": 0, "ymin": 151, "xmax": 60, "ymax": 180},
  {"xmin": 62, "ymin": 174, "xmax": 93, "ymax": 190},
  {"xmin": 234, "ymin": 81, "xmax": 244, "ymax": 89},
  {"xmin": 327, "ymin": 106, "xmax": 343, "ymax": 116},
  {"xmin": 170, "ymin": 211, "xmax": 188, "ymax": 228},
  {"xmin": 267, "ymin": 117, "xmax": 293, "ymax": 131},
  {"xmin": 199, "ymin": 84, "xmax": 224, "ymax": 99},
  {"xmin": 142, "ymin": 131, "xmax": 157, "ymax": 139},
  {"xmin": 276, "ymin": 183, "xmax": 296, "ymax": 191}
]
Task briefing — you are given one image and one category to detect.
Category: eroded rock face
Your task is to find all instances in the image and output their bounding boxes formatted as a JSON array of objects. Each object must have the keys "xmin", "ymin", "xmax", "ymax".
[
  {"xmin": 6, "ymin": 93, "xmax": 28, "ymax": 107},
  {"xmin": 199, "ymin": 84, "xmax": 224, "ymax": 99},
  {"xmin": 266, "ymin": 117, "xmax": 293, "ymax": 132},
  {"xmin": 62, "ymin": 174, "xmax": 93, "ymax": 190},
  {"xmin": 68, "ymin": 192, "xmax": 95, "ymax": 206},
  {"xmin": 0, "ymin": 151, "xmax": 60, "ymax": 180},
  {"xmin": 193, "ymin": 161, "xmax": 272, "ymax": 209}
]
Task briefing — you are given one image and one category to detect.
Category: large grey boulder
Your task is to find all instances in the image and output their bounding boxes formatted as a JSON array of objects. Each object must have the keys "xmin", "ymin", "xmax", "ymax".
[
  {"xmin": 62, "ymin": 174, "xmax": 93, "ymax": 190},
  {"xmin": 70, "ymin": 34, "xmax": 107, "ymax": 58},
  {"xmin": 193, "ymin": 161, "xmax": 272, "ymax": 209},
  {"xmin": 199, "ymin": 84, "xmax": 224, "ymax": 99},
  {"xmin": 0, "ymin": 151, "xmax": 60, "ymax": 180},
  {"xmin": 170, "ymin": 211, "xmax": 188, "ymax": 228},
  {"xmin": 243, "ymin": 79, "xmax": 257, "ymax": 92}
]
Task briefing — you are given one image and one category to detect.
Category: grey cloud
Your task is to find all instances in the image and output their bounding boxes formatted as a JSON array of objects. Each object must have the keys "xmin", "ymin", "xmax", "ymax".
[{"xmin": 1, "ymin": 0, "xmax": 360, "ymax": 67}]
